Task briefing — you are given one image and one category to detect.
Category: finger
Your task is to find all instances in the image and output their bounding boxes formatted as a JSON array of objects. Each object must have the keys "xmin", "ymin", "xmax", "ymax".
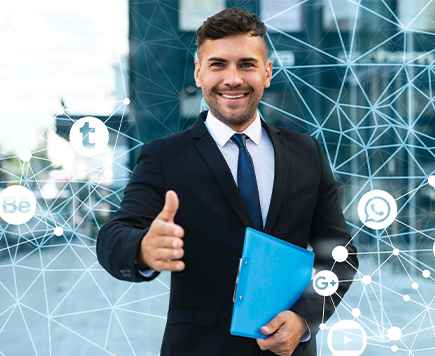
[
  {"xmin": 154, "ymin": 247, "xmax": 184, "ymax": 260},
  {"xmin": 261, "ymin": 313, "xmax": 286, "ymax": 335},
  {"xmin": 157, "ymin": 190, "xmax": 179, "ymax": 223},
  {"xmin": 154, "ymin": 259, "xmax": 185, "ymax": 272},
  {"xmin": 153, "ymin": 220, "xmax": 184, "ymax": 238},
  {"xmin": 161, "ymin": 236, "xmax": 184, "ymax": 249},
  {"xmin": 256, "ymin": 334, "xmax": 280, "ymax": 351}
]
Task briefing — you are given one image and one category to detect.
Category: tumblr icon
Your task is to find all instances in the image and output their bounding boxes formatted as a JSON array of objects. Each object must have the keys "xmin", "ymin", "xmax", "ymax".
[
  {"xmin": 69, "ymin": 117, "xmax": 109, "ymax": 156},
  {"xmin": 358, "ymin": 190, "xmax": 397, "ymax": 230},
  {"xmin": 0, "ymin": 185, "xmax": 37, "ymax": 225}
]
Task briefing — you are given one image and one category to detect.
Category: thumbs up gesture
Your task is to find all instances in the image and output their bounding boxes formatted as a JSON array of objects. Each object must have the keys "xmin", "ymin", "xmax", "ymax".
[{"xmin": 136, "ymin": 190, "xmax": 185, "ymax": 272}]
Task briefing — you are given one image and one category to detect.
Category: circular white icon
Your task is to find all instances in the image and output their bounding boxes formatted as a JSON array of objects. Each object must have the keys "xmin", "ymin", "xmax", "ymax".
[
  {"xmin": 19, "ymin": 149, "xmax": 32, "ymax": 162},
  {"xmin": 388, "ymin": 326, "xmax": 401, "ymax": 341},
  {"xmin": 313, "ymin": 270, "xmax": 339, "ymax": 296},
  {"xmin": 362, "ymin": 275, "xmax": 372, "ymax": 285},
  {"xmin": 358, "ymin": 190, "xmax": 397, "ymax": 229},
  {"xmin": 0, "ymin": 186, "xmax": 37, "ymax": 225},
  {"xmin": 332, "ymin": 246, "xmax": 348, "ymax": 262},
  {"xmin": 327, "ymin": 320, "xmax": 367, "ymax": 356},
  {"xmin": 352, "ymin": 308, "xmax": 361, "ymax": 318},
  {"xmin": 69, "ymin": 117, "xmax": 109, "ymax": 156}
]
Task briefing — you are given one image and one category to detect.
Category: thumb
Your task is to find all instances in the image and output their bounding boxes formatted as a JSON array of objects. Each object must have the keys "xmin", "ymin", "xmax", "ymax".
[
  {"xmin": 158, "ymin": 190, "xmax": 179, "ymax": 222},
  {"xmin": 260, "ymin": 315, "xmax": 284, "ymax": 335}
]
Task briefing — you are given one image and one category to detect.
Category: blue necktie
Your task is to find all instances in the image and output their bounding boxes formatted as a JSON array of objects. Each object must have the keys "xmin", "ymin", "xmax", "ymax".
[{"xmin": 231, "ymin": 134, "xmax": 263, "ymax": 231}]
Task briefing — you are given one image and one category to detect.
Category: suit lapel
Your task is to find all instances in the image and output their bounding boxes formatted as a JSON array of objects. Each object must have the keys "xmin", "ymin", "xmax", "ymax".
[
  {"xmin": 262, "ymin": 121, "xmax": 290, "ymax": 234},
  {"xmin": 192, "ymin": 112, "xmax": 253, "ymax": 227}
]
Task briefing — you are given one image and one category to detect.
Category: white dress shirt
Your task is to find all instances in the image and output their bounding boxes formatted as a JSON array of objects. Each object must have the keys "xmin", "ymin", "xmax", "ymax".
[{"xmin": 204, "ymin": 111, "xmax": 274, "ymax": 226}]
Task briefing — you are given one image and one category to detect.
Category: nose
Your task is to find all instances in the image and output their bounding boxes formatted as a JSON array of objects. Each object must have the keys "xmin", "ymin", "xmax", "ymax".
[{"xmin": 223, "ymin": 65, "xmax": 243, "ymax": 87}]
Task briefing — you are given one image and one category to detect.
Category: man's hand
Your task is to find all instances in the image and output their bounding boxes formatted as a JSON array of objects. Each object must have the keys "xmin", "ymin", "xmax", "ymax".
[
  {"xmin": 136, "ymin": 190, "xmax": 185, "ymax": 272},
  {"xmin": 256, "ymin": 311, "xmax": 308, "ymax": 356}
]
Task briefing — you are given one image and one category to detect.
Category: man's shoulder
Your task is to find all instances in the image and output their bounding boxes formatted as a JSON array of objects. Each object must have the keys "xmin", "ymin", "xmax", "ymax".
[
  {"xmin": 264, "ymin": 122, "xmax": 318, "ymax": 148},
  {"xmin": 145, "ymin": 113, "xmax": 207, "ymax": 150},
  {"xmin": 136, "ymin": 124, "xmax": 199, "ymax": 163}
]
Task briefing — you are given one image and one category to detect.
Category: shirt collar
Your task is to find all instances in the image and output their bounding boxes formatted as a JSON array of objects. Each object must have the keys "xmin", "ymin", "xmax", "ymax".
[{"xmin": 204, "ymin": 111, "xmax": 262, "ymax": 148}]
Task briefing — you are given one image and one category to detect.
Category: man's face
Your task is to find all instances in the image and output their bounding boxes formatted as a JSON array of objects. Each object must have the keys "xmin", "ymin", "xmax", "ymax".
[{"xmin": 194, "ymin": 33, "xmax": 272, "ymax": 131}]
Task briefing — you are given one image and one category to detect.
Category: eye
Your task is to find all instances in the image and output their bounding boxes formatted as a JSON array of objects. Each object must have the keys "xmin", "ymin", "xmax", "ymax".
[
  {"xmin": 242, "ymin": 63, "xmax": 253, "ymax": 68},
  {"xmin": 211, "ymin": 62, "xmax": 223, "ymax": 67}
]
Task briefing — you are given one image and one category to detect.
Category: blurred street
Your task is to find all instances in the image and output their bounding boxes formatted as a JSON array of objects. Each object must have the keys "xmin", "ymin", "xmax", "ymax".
[{"xmin": 1, "ymin": 242, "xmax": 435, "ymax": 355}]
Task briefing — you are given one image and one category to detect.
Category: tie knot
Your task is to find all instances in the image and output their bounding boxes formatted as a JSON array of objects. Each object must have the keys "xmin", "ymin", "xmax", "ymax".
[{"xmin": 231, "ymin": 133, "xmax": 248, "ymax": 148}]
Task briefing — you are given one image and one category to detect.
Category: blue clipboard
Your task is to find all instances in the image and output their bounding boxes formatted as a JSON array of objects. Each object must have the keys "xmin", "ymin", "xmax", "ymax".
[{"xmin": 230, "ymin": 228, "xmax": 315, "ymax": 340}]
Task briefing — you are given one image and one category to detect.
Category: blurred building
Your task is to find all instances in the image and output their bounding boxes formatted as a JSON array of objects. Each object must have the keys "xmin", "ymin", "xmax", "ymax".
[{"xmin": 127, "ymin": 0, "xmax": 435, "ymax": 258}]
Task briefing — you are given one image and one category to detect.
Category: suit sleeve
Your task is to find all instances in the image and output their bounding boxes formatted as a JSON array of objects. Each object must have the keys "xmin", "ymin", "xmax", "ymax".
[
  {"xmin": 290, "ymin": 136, "xmax": 358, "ymax": 342},
  {"xmin": 96, "ymin": 142, "xmax": 165, "ymax": 282}
]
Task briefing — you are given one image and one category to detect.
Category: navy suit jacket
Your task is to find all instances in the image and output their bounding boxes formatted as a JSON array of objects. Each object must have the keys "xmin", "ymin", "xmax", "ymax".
[{"xmin": 97, "ymin": 111, "xmax": 358, "ymax": 356}]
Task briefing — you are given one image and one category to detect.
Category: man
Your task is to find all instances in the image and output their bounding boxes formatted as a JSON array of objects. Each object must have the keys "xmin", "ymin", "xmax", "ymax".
[{"xmin": 97, "ymin": 7, "xmax": 358, "ymax": 356}]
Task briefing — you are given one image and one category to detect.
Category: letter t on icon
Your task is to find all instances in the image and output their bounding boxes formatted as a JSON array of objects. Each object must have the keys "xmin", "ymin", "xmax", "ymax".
[{"xmin": 79, "ymin": 122, "xmax": 95, "ymax": 148}]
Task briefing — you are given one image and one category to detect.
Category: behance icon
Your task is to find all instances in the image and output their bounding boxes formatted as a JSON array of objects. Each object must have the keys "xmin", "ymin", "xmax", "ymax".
[
  {"xmin": 327, "ymin": 320, "xmax": 367, "ymax": 356},
  {"xmin": 0, "ymin": 185, "xmax": 37, "ymax": 225}
]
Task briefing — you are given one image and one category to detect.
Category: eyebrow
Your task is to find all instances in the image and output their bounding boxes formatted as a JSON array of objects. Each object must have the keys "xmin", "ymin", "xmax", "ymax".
[{"xmin": 207, "ymin": 57, "xmax": 259, "ymax": 63}]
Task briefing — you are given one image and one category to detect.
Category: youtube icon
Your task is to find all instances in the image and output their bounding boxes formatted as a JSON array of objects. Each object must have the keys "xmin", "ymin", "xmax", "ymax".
[{"xmin": 328, "ymin": 320, "xmax": 367, "ymax": 356}]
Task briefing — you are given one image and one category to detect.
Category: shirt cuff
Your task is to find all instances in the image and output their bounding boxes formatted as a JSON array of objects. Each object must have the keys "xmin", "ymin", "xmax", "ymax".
[
  {"xmin": 300, "ymin": 317, "xmax": 311, "ymax": 342},
  {"xmin": 138, "ymin": 268, "xmax": 156, "ymax": 278}
]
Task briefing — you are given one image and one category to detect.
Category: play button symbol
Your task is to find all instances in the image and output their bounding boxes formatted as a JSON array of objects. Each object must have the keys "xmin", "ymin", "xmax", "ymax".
[
  {"xmin": 328, "ymin": 320, "xmax": 367, "ymax": 356},
  {"xmin": 344, "ymin": 335, "xmax": 352, "ymax": 345}
]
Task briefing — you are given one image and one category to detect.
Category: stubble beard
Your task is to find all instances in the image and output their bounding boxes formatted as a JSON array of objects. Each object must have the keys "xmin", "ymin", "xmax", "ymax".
[{"xmin": 200, "ymin": 76, "xmax": 264, "ymax": 128}]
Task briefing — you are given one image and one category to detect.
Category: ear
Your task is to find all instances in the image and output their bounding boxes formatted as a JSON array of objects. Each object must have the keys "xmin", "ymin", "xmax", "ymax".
[
  {"xmin": 194, "ymin": 60, "xmax": 202, "ymax": 88},
  {"xmin": 264, "ymin": 60, "xmax": 273, "ymax": 88}
]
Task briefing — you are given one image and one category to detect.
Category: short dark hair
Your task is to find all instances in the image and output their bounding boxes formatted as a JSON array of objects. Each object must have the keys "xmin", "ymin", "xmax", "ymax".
[{"xmin": 196, "ymin": 8, "xmax": 268, "ymax": 61}]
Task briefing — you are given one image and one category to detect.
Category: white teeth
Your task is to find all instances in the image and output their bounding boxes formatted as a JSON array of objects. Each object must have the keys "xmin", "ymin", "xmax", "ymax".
[{"xmin": 221, "ymin": 94, "xmax": 245, "ymax": 99}]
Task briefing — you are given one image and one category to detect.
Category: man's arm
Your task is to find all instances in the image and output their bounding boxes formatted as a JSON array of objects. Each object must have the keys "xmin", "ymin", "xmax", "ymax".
[
  {"xmin": 96, "ymin": 143, "xmax": 184, "ymax": 282},
  {"xmin": 289, "ymin": 137, "xmax": 358, "ymax": 337}
]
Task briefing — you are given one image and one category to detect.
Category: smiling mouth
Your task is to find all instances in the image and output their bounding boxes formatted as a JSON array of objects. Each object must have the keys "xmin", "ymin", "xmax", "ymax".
[{"xmin": 219, "ymin": 93, "xmax": 248, "ymax": 99}]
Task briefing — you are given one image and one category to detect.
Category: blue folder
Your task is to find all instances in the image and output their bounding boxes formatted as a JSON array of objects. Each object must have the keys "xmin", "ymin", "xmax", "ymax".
[{"xmin": 230, "ymin": 228, "xmax": 315, "ymax": 340}]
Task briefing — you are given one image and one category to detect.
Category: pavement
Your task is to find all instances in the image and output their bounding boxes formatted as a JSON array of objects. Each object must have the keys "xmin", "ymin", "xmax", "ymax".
[{"xmin": 0, "ymin": 240, "xmax": 435, "ymax": 356}]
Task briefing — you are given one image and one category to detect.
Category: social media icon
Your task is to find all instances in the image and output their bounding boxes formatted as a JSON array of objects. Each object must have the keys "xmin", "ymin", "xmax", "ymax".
[
  {"xmin": 357, "ymin": 190, "xmax": 397, "ymax": 230},
  {"xmin": 69, "ymin": 117, "xmax": 109, "ymax": 156},
  {"xmin": 0, "ymin": 186, "xmax": 37, "ymax": 225},
  {"xmin": 313, "ymin": 270, "xmax": 339, "ymax": 296},
  {"xmin": 328, "ymin": 320, "xmax": 367, "ymax": 356}
]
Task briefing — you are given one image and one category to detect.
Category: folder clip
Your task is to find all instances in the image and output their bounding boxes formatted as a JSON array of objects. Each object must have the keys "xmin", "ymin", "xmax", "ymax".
[{"xmin": 232, "ymin": 258, "xmax": 243, "ymax": 303}]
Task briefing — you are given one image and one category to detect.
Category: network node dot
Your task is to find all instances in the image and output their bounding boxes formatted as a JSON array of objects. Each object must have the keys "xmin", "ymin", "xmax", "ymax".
[
  {"xmin": 124, "ymin": 98, "xmax": 130, "ymax": 105},
  {"xmin": 54, "ymin": 227, "xmax": 63, "ymax": 236},
  {"xmin": 19, "ymin": 149, "xmax": 32, "ymax": 162},
  {"xmin": 392, "ymin": 248, "xmax": 399, "ymax": 256},
  {"xmin": 332, "ymin": 246, "xmax": 348, "ymax": 262},
  {"xmin": 362, "ymin": 275, "xmax": 372, "ymax": 285},
  {"xmin": 388, "ymin": 326, "xmax": 401, "ymax": 341},
  {"xmin": 319, "ymin": 323, "xmax": 326, "ymax": 330},
  {"xmin": 391, "ymin": 345, "xmax": 398, "ymax": 352},
  {"xmin": 104, "ymin": 169, "xmax": 113, "ymax": 178},
  {"xmin": 428, "ymin": 175, "xmax": 435, "ymax": 187},
  {"xmin": 352, "ymin": 308, "xmax": 361, "ymax": 318},
  {"xmin": 422, "ymin": 270, "xmax": 430, "ymax": 278},
  {"xmin": 403, "ymin": 295, "xmax": 410, "ymax": 302},
  {"xmin": 412, "ymin": 282, "xmax": 419, "ymax": 290},
  {"xmin": 58, "ymin": 108, "xmax": 65, "ymax": 115}
]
